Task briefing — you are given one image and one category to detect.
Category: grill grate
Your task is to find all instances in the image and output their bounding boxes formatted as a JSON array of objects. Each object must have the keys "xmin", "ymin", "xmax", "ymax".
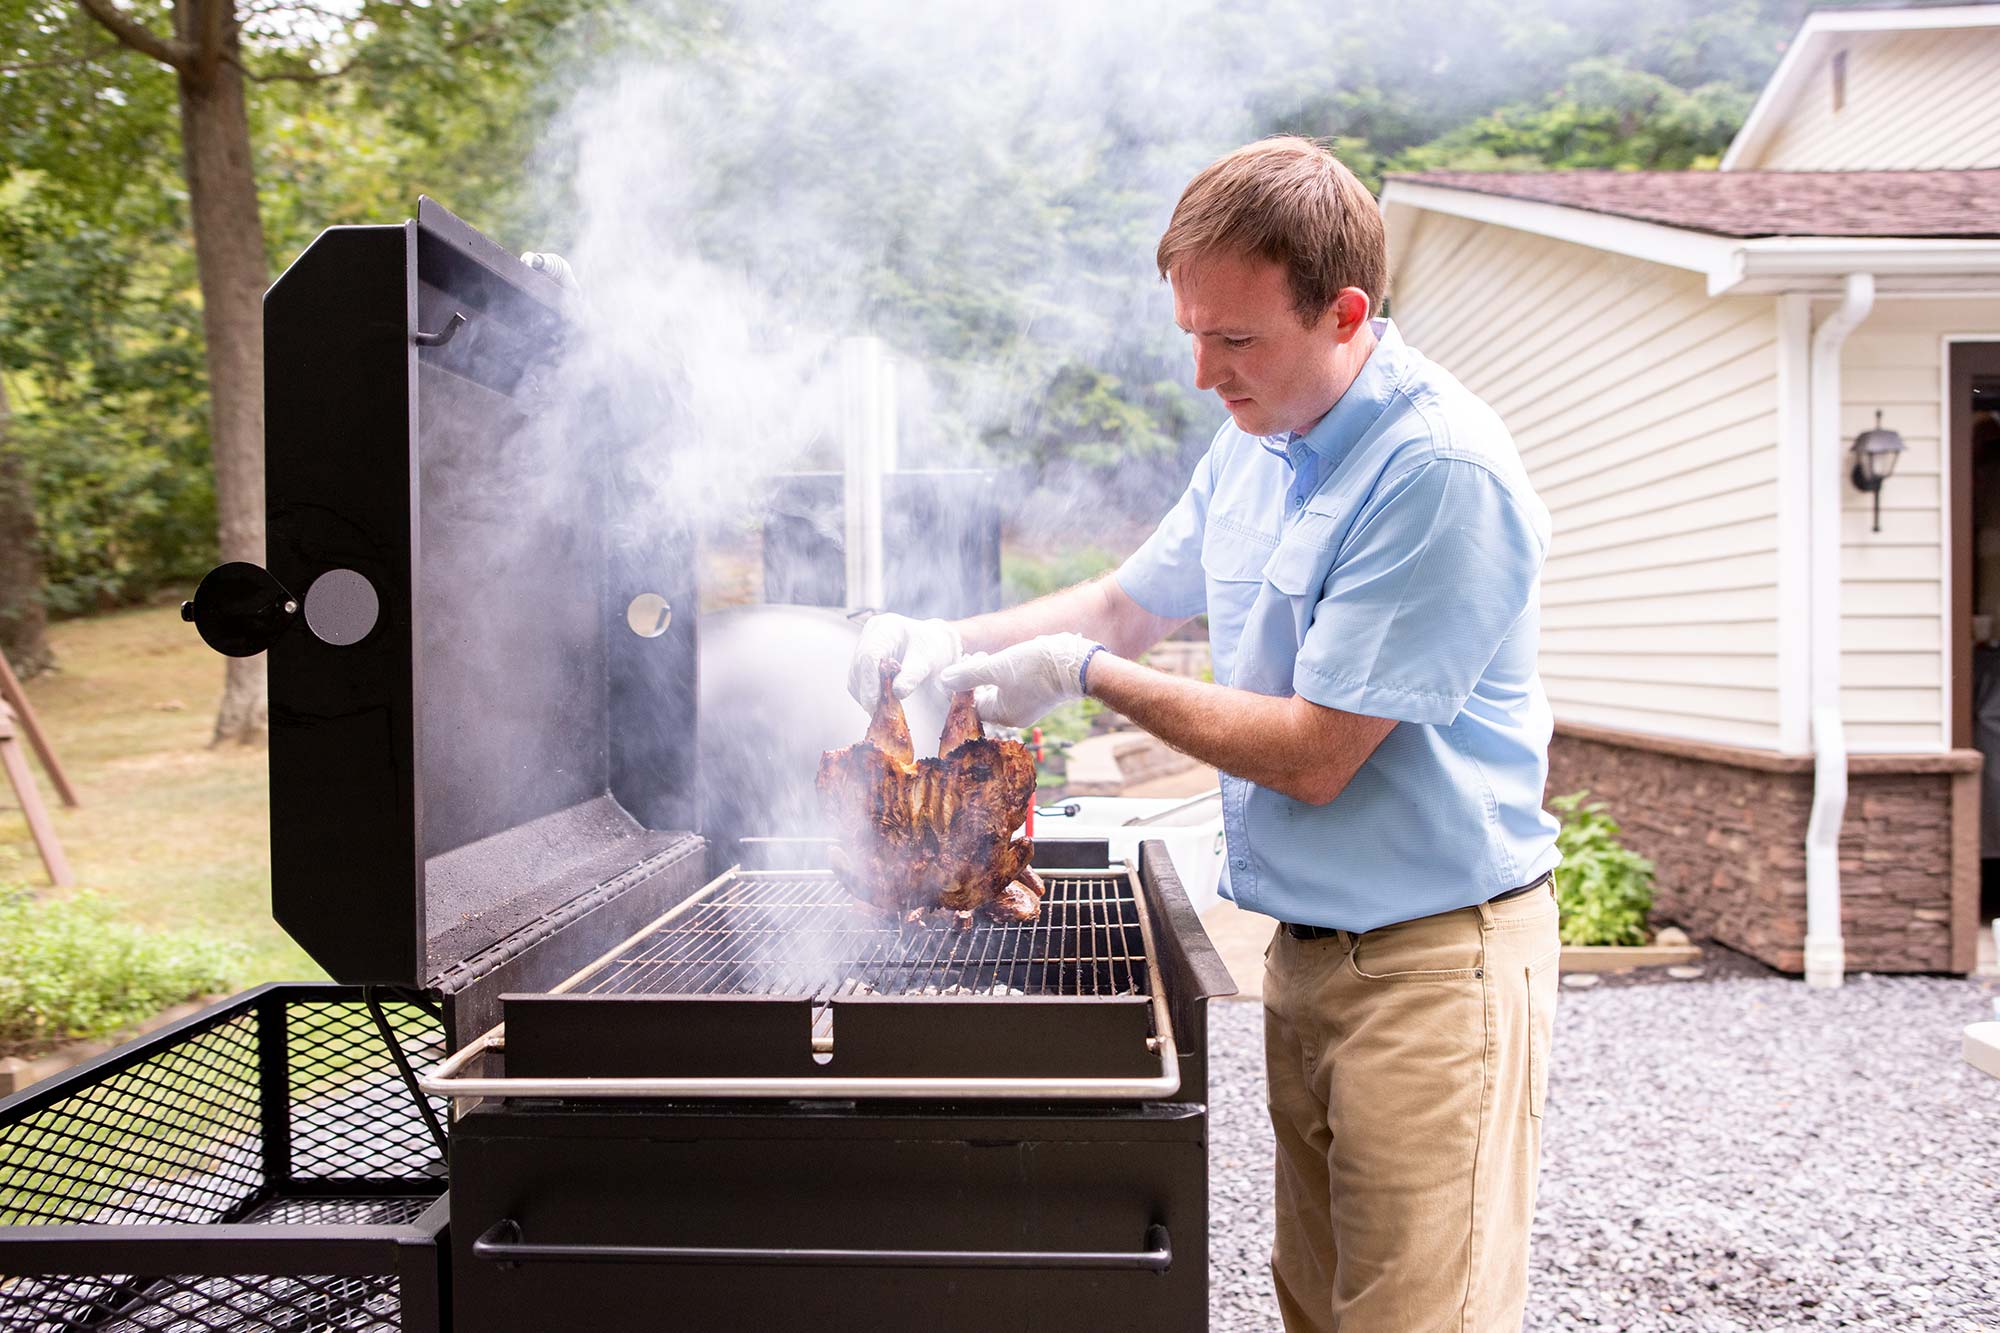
[
  {"xmin": 2, "ymin": 1272, "xmax": 404, "ymax": 1333},
  {"xmin": 573, "ymin": 871, "xmax": 1147, "ymax": 1002}
]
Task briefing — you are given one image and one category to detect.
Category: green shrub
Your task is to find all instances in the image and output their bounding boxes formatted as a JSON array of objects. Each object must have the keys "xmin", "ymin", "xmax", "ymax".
[
  {"xmin": 0, "ymin": 889, "xmax": 243, "ymax": 1057},
  {"xmin": 1549, "ymin": 791, "xmax": 1657, "ymax": 947}
]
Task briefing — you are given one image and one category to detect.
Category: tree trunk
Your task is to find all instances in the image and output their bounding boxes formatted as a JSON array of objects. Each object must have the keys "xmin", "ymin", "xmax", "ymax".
[
  {"xmin": 174, "ymin": 0, "xmax": 268, "ymax": 744},
  {"xmin": 0, "ymin": 376, "xmax": 53, "ymax": 678}
]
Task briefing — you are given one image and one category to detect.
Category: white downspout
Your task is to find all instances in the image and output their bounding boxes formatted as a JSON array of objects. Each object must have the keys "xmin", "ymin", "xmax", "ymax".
[{"xmin": 1804, "ymin": 273, "xmax": 1874, "ymax": 989}]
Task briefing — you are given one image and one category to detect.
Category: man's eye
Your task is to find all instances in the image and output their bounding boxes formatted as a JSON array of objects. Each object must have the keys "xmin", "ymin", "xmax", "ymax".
[{"xmin": 1225, "ymin": 337, "xmax": 1253, "ymax": 349}]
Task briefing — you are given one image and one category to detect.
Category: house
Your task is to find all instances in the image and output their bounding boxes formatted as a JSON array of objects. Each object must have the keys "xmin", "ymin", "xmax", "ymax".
[{"xmin": 1378, "ymin": 2, "xmax": 2000, "ymax": 981}]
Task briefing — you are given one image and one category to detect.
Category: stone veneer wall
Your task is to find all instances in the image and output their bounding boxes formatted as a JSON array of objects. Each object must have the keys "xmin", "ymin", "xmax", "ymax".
[{"xmin": 1546, "ymin": 724, "xmax": 1982, "ymax": 974}]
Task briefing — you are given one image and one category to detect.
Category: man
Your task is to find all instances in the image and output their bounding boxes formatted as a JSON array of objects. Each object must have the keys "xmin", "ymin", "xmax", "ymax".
[{"xmin": 848, "ymin": 136, "xmax": 1561, "ymax": 1332}]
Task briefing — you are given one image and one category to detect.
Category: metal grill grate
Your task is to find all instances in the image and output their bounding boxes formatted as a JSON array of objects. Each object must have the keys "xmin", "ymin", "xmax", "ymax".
[
  {"xmin": 574, "ymin": 871, "xmax": 1147, "ymax": 1002},
  {"xmin": 287, "ymin": 1002, "xmax": 445, "ymax": 1181},
  {"xmin": 0, "ymin": 992, "xmax": 446, "ymax": 1333},
  {"xmin": 1, "ymin": 1273, "xmax": 404, "ymax": 1333}
]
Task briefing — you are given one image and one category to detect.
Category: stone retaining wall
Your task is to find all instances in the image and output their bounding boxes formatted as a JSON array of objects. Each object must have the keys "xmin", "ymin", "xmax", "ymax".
[{"xmin": 1547, "ymin": 724, "xmax": 1982, "ymax": 974}]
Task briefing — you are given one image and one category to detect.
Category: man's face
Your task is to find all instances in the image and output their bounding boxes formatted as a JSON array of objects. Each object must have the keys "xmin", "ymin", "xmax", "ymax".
[{"xmin": 1170, "ymin": 250, "xmax": 1371, "ymax": 438}]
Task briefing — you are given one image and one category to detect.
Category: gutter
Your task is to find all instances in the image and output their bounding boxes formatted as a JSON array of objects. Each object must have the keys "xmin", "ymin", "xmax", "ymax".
[{"xmin": 1803, "ymin": 272, "xmax": 1874, "ymax": 989}]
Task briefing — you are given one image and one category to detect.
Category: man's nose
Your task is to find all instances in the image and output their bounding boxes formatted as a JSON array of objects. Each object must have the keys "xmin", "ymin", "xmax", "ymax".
[{"xmin": 1192, "ymin": 339, "xmax": 1223, "ymax": 391}]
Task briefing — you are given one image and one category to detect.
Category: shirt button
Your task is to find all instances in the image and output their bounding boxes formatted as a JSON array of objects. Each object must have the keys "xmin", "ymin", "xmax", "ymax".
[{"xmin": 1231, "ymin": 856, "xmax": 1247, "ymax": 870}]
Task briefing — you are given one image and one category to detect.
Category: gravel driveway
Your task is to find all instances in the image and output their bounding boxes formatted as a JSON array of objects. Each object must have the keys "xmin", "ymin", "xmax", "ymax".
[{"xmin": 1207, "ymin": 973, "xmax": 2000, "ymax": 1331}]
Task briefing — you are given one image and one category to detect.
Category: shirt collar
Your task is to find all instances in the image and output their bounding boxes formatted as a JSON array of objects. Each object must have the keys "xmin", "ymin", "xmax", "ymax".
[{"xmin": 1287, "ymin": 318, "xmax": 1407, "ymax": 465}]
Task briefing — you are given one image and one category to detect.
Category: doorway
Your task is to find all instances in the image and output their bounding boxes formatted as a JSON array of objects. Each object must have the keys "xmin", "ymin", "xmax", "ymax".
[{"xmin": 1951, "ymin": 341, "xmax": 2000, "ymax": 969}]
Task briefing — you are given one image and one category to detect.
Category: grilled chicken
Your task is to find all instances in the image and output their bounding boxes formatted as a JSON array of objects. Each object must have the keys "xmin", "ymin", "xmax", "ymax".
[{"xmin": 816, "ymin": 661, "xmax": 1045, "ymax": 923}]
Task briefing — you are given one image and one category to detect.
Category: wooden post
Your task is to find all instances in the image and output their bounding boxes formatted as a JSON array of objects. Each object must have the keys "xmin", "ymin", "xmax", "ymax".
[
  {"xmin": 0, "ymin": 697, "xmax": 72, "ymax": 886},
  {"xmin": 0, "ymin": 649, "xmax": 78, "ymax": 807}
]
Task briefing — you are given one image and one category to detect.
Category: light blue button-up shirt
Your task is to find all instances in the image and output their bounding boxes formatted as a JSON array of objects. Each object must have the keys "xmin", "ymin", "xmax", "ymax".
[{"xmin": 1116, "ymin": 319, "xmax": 1560, "ymax": 931}]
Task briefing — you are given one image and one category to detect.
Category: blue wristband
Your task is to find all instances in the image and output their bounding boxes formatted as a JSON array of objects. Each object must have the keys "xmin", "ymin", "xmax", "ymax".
[{"xmin": 1078, "ymin": 642, "xmax": 1107, "ymax": 696}]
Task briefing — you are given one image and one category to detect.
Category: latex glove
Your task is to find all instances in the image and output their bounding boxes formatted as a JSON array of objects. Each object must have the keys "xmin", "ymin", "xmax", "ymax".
[
  {"xmin": 848, "ymin": 613, "xmax": 964, "ymax": 708},
  {"xmin": 937, "ymin": 633, "xmax": 1102, "ymax": 727}
]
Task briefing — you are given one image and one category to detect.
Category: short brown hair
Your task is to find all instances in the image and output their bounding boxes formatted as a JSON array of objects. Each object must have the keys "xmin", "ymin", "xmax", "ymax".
[{"xmin": 1156, "ymin": 136, "xmax": 1386, "ymax": 327}]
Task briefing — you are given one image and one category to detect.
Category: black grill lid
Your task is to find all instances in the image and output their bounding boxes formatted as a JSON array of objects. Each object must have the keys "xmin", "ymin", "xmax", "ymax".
[{"xmin": 243, "ymin": 198, "xmax": 703, "ymax": 987}]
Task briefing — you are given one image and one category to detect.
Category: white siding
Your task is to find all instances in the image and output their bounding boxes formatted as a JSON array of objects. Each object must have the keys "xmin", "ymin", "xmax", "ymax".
[
  {"xmin": 1833, "ymin": 300, "xmax": 2000, "ymax": 751},
  {"xmin": 1748, "ymin": 27, "xmax": 2000, "ymax": 171},
  {"xmin": 1392, "ymin": 214, "xmax": 1782, "ymax": 748}
]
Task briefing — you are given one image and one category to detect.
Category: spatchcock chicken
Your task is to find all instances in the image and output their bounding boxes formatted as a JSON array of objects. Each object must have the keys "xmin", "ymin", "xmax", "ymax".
[{"xmin": 816, "ymin": 661, "xmax": 1045, "ymax": 925}]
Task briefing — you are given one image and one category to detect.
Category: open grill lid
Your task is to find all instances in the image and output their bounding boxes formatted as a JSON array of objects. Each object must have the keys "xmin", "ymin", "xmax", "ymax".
[{"xmin": 190, "ymin": 200, "xmax": 705, "ymax": 989}]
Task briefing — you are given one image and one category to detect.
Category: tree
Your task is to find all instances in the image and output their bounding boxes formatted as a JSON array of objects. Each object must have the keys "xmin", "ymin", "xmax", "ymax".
[
  {"xmin": 0, "ymin": 373, "xmax": 51, "ymax": 676},
  {"xmin": 55, "ymin": 0, "xmax": 267, "ymax": 741}
]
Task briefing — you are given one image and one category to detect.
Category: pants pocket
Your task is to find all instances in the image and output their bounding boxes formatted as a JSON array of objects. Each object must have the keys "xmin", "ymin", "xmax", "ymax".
[{"xmin": 1526, "ymin": 947, "xmax": 1559, "ymax": 1118}]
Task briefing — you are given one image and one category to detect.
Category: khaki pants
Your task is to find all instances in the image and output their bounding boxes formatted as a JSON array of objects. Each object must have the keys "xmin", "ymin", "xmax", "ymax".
[{"xmin": 1263, "ymin": 884, "xmax": 1560, "ymax": 1333}]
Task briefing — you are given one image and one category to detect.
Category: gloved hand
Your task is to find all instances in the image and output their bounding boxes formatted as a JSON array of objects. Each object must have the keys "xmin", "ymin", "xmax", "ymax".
[
  {"xmin": 848, "ymin": 613, "xmax": 965, "ymax": 708},
  {"xmin": 937, "ymin": 633, "xmax": 1103, "ymax": 727}
]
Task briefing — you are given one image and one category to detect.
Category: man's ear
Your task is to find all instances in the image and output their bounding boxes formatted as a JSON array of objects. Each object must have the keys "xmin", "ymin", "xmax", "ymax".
[{"xmin": 1331, "ymin": 287, "xmax": 1372, "ymax": 340}]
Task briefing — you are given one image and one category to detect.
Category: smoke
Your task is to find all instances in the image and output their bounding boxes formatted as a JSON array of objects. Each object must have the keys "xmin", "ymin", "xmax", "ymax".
[
  {"xmin": 477, "ymin": 0, "xmax": 1791, "ymax": 859},
  {"xmin": 533, "ymin": 0, "xmax": 1325, "ymax": 539}
]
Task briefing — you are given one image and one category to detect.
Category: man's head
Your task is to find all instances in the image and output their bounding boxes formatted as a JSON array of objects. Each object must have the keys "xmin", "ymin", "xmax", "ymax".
[{"xmin": 1157, "ymin": 137, "xmax": 1386, "ymax": 437}]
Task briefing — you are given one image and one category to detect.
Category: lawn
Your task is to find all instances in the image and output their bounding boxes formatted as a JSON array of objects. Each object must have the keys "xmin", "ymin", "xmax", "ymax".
[{"xmin": 0, "ymin": 604, "xmax": 316, "ymax": 985}]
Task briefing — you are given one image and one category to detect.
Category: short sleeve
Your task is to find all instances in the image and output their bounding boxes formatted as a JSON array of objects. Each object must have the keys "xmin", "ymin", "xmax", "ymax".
[
  {"xmin": 1291, "ymin": 459, "xmax": 1545, "ymax": 725},
  {"xmin": 1114, "ymin": 443, "xmax": 1218, "ymax": 619}
]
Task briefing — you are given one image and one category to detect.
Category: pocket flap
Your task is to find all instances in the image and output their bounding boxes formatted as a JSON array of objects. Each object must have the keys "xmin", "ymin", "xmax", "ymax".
[{"xmin": 1261, "ymin": 537, "xmax": 1327, "ymax": 598}]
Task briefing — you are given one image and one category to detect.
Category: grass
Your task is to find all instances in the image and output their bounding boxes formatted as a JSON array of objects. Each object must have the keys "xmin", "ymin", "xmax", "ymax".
[{"xmin": 0, "ymin": 603, "xmax": 316, "ymax": 987}]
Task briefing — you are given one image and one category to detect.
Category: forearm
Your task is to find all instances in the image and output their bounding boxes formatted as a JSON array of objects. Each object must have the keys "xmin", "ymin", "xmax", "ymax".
[
  {"xmin": 1086, "ymin": 653, "xmax": 1394, "ymax": 806},
  {"xmin": 955, "ymin": 574, "xmax": 1180, "ymax": 660}
]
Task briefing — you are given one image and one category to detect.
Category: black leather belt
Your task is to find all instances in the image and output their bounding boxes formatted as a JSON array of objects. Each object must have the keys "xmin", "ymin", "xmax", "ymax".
[{"xmin": 1281, "ymin": 871, "xmax": 1554, "ymax": 941}]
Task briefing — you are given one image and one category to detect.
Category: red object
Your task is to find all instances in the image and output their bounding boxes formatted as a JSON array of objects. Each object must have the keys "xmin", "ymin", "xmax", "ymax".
[{"xmin": 1025, "ymin": 727, "xmax": 1045, "ymax": 838}]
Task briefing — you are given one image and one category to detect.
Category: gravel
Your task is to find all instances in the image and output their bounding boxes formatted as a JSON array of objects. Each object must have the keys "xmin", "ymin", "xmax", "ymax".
[{"xmin": 1207, "ymin": 973, "xmax": 2000, "ymax": 1331}]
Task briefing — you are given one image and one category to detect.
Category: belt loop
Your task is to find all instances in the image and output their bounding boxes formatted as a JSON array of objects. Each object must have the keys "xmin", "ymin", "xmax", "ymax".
[{"xmin": 1474, "ymin": 897, "xmax": 1496, "ymax": 931}]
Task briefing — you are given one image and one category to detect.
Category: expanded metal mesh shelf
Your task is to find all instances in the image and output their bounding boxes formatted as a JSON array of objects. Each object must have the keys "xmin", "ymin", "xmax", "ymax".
[
  {"xmin": 571, "ymin": 870, "xmax": 1148, "ymax": 1003},
  {"xmin": 0, "ymin": 986, "xmax": 448, "ymax": 1333}
]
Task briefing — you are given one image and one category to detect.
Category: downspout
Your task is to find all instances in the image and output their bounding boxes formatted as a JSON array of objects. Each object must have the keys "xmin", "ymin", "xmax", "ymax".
[{"xmin": 1804, "ymin": 273, "xmax": 1874, "ymax": 989}]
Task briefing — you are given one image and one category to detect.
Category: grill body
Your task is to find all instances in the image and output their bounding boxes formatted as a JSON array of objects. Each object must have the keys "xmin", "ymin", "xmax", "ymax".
[
  {"xmin": 451, "ymin": 1103, "xmax": 1207, "ymax": 1332},
  {"xmin": 446, "ymin": 844, "xmax": 1228, "ymax": 1332}
]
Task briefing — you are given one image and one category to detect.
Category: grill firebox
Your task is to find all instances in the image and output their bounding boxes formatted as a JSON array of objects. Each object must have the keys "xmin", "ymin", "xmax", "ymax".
[{"xmin": 423, "ymin": 863, "xmax": 1193, "ymax": 1098}]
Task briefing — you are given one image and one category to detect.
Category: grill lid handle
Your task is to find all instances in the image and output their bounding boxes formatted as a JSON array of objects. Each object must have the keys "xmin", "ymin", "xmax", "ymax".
[
  {"xmin": 181, "ymin": 561, "xmax": 298, "ymax": 657},
  {"xmin": 471, "ymin": 1218, "xmax": 1173, "ymax": 1273}
]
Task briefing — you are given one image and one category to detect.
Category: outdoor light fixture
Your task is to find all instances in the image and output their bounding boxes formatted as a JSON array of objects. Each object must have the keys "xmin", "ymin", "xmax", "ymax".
[{"xmin": 1849, "ymin": 410, "xmax": 1906, "ymax": 533}]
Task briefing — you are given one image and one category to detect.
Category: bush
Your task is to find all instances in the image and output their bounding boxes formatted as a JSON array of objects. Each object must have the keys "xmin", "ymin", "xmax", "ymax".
[
  {"xmin": 0, "ymin": 889, "xmax": 244, "ymax": 1058},
  {"xmin": 1549, "ymin": 791, "xmax": 1656, "ymax": 947}
]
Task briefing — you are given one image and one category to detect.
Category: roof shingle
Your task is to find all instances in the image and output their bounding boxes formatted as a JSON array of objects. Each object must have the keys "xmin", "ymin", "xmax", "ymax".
[{"xmin": 1387, "ymin": 169, "xmax": 2000, "ymax": 239}]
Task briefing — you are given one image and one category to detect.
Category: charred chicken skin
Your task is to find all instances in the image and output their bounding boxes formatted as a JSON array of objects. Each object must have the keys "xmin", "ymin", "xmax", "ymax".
[{"xmin": 816, "ymin": 661, "xmax": 1045, "ymax": 922}]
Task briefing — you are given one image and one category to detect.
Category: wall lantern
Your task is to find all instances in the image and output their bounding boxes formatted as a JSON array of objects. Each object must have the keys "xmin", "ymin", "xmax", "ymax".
[{"xmin": 1849, "ymin": 410, "xmax": 1906, "ymax": 533}]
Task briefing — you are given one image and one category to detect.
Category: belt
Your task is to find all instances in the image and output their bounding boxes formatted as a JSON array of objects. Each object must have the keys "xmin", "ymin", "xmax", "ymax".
[{"xmin": 1281, "ymin": 871, "xmax": 1554, "ymax": 941}]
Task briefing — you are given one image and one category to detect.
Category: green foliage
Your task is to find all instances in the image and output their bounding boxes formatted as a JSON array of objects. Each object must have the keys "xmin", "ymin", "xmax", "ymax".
[
  {"xmin": 1549, "ymin": 791, "xmax": 1657, "ymax": 947},
  {"xmin": 1390, "ymin": 58, "xmax": 1754, "ymax": 173},
  {"xmin": 0, "ymin": 0, "xmax": 608, "ymax": 615},
  {"xmin": 1001, "ymin": 544, "xmax": 1121, "ymax": 606},
  {"xmin": 0, "ymin": 889, "xmax": 244, "ymax": 1057}
]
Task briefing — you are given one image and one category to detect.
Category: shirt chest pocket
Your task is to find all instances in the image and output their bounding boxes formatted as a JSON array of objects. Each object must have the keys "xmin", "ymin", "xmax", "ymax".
[
  {"xmin": 1260, "ymin": 506, "xmax": 1342, "ymax": 600},
  {"xmin": 1200, "ymin": 522, "xmax": 1277, "ymax": 586}
]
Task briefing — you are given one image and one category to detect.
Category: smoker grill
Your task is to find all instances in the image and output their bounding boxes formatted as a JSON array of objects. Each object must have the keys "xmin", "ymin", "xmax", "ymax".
[{"xmin": 168, "ymin": 199, "xmax": 1237, "ymax": 1332}]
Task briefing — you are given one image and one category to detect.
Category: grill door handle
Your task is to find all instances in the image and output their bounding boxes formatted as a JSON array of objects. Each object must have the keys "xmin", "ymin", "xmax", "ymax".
[{"xmin": 472, "ymin": 1218, "xmax": 1172, "ymax": 1272}]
